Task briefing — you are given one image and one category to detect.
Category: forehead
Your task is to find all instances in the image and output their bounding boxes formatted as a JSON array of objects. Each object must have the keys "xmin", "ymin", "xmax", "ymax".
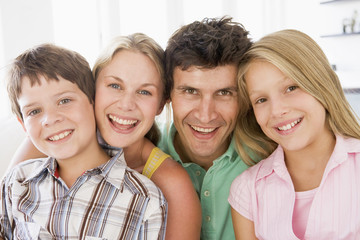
[
  {"xmin": 19, "ymin": 75, "xmax": 79, "ymax": 100},
  {"xmin": 173, "ymin": 64, "xmax": 237, "ymax": 89},
  {"xmin": 98, "ymin": 50, "xmax": 162, "ymax": 88},
  {"xmin": 245, "ymin": 60, "xmax": 291, "ymax": 87}
]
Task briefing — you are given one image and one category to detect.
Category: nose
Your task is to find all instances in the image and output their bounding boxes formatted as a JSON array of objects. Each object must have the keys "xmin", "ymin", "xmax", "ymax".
[
  {"xmin": 41, "ymin": 107, "xmax": 64, "ymax": 127},
  {"xmin": 270, "ymin": 96, "xmax": 289, "ymax": 117},
  {"xmin": 194, "ymin": 96, "xmax": 218, "ymax": 123},
  {"xmin": 116, "ymin": 92, "xmax": 136, "ymax": 111}
]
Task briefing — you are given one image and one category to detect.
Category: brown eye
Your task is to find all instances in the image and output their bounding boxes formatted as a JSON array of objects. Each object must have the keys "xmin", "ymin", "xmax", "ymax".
[{"xmin": 185, "ymin": 88, "xmax": 197, "ymax": 94}]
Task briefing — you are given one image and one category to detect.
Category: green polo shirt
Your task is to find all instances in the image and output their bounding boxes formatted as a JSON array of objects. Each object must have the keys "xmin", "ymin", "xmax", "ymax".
[{"xmin": 158, "ymin": 123, "xmax": 249, "ymax": 240}]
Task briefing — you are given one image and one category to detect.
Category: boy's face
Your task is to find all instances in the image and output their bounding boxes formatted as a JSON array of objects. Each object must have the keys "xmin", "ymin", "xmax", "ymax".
[
  {"xmin": 170, "ymin": 65, "xmax": 239, "ymax": 169},
  {"xmin": 18, "ymin": 75, "xmax": 97, "ymax": 161}
]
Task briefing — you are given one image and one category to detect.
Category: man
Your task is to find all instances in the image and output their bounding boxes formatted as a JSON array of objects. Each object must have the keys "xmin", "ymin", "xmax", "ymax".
[{"xmin": 158, "ymin": 16, "xmax": 253, "ymax": 239}]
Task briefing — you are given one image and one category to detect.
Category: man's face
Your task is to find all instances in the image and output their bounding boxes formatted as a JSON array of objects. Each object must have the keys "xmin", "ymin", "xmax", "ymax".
[{"xmin": 171, "ymin": 65, "xmax": 239, "ymax": 169}]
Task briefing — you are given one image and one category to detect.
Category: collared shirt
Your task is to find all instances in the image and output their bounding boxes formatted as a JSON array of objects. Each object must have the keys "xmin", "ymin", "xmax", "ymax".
[
  {"xmin": 0, "ymin": 148, "xmax": 167, "ymax": 240},
  {"xmin": 158, "ymin": 123, "xmax": 249, "ymax": 240},
  {"xmin": 229, "ymin": 135, "xmax": 360, "ymax": 240}
]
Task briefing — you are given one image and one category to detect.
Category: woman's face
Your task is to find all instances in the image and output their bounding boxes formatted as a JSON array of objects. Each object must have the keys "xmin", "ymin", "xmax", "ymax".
[
  {"xmin": 245, "ymin": 60, "xmax": 332, "ymax": 154},
  {"xmin": 94, "ymin": 50, "xmax": 164, "ymax": 149}
]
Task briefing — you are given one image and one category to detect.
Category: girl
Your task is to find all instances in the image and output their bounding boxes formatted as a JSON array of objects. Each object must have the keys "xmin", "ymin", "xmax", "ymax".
[
  {"xmin": 229, "ymin": 29, "xmax": 360, "ymax": 239},
  {"xmin": 10, "ymin": 33, "xmax": 201, "ymax": 239}
]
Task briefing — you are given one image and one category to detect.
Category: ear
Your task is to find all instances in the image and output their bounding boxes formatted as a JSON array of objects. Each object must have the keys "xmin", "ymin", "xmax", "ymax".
[{"xmin": 17, "ymin": 116, "xmax": 27, "ymax": 133}]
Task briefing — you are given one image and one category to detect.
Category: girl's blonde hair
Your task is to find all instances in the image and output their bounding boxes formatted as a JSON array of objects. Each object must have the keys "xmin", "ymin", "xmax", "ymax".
[
  {"xmin": 93, "ymin": 33, "xmax": 167, "ymax": 145},
  {"xmin": 235, "ymin": 29, "xmax": 360, "ymax": 166}
]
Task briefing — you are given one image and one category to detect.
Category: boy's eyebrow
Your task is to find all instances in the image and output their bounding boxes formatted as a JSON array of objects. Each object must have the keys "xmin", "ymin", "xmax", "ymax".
[
  {"xmin": 20, "ymin": 90, "xmax": 78, "ymax": 110},
  {"xmin": 21, "ymin": 102, "xmax": 37, "ymax": 112}
]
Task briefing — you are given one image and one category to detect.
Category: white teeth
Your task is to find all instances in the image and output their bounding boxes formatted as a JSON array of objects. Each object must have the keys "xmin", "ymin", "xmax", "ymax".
[
  {"xmin": 278, "ymin": 119, "xmax": 301, "ymax": 131},
  {"xmin": 49, "ymin": 130, "xmax": 72, "ymax": 141},
  {"xmin": 109, "ymin": 115, "xmax": 138, "ymax": 125},
  {"xmin": 191, "ymin": 125, "xmax": 216, "ymax": 133}
]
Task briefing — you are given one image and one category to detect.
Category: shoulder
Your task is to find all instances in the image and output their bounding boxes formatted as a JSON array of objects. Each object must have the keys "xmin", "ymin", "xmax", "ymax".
[
  {"xmin": 230, "ymin": 159, "xmax": 267, "ymax": 195},
  {"xmin": 150, "ymin": 157, "xmax": 196, "ymax": 200},
  {"xmin": 337, "ymin": 135, "xmax": 360, "ymax": 153},
  {"xmin": 5, "ymin": 158, "xmax": 48, "ymax": 182},
  {"xmin": 152, "ymin": 155, "xmax": 189, "ymax": 182}
]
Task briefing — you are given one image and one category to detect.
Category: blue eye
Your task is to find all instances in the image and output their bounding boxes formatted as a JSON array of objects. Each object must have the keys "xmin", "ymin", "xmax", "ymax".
[
  {"xmin": 138, "ymin": 90, "xmax": 151, "ymax": 95},
  {"xmin": 109, "ymin": 83, "xmax": 121, "ymax": 89}
]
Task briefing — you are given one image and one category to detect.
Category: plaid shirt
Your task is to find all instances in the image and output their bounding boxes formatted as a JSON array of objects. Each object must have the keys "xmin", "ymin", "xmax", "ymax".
[{"xmin": 0, "ymin": 148, "xmax": 167, "ymax": 239}]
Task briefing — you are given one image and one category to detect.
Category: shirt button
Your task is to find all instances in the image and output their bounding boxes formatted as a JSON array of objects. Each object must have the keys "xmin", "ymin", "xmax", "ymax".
[
  {"xmin": 195, "ymin": 170, "xmax": 201, "ymax": 176},
  {"xmin": 204, "ymin": 190, "xmax": 210, "ymax": 197},
  {"xmin": 205, "ymin": 216, "xmax": 211, "ymax": 222}
]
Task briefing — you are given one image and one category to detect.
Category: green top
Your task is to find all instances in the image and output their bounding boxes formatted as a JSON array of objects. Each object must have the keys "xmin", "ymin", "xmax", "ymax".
[{"xmin": 158, "ymin": 123, "xmax": 249, "ymax": 240}]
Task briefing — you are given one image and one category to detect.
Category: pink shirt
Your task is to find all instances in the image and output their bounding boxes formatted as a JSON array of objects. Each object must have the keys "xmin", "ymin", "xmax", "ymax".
[{"xmin": 228, "ymin": 135, "xmax": 360, "ymax": 240}]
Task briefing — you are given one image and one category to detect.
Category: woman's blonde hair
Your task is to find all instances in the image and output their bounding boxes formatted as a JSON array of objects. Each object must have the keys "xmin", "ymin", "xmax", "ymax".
[
  {"xmin": 93, "ymin": 33, "xmax": 167, "ymax": 145},
  {"xmin": 235, "ymin": 29, "xmax": 360, "ymax": 166}
]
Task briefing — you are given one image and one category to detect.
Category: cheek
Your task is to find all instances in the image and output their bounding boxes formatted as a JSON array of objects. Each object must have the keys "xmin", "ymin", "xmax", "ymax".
[
  {"xmin": 94, "ymin": 87, "xmax": 113, "ymax": 111},
  {"xmin": 143, "ymin": 99, "xmax": 162, "ymax": 118},
  {"xmin": 253, "ymin": 108, "xmax": 267, "ymax": 127},
  {"xmin": 171, "ymin": 99, "xmax": 187, "ymax": 117}
]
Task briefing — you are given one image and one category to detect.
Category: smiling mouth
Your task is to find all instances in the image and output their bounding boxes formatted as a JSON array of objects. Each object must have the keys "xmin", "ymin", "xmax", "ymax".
[
  {"xmin": 191, "ymin": 125, "xmax": 216, "ymax": 134},
  {"xmin": 108, "ymin": 114, "xmax": 138, "ymax": 128},
  {"xmin": 48, "ymin": 130, "xmax": 73, "ymax": 141},
  {"xmin": 277, "ymin": 118, "xmax": 302, "ymax": 131}
]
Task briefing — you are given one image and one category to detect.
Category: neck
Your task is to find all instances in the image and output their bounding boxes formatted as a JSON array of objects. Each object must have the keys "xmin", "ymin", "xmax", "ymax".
[
  {"xmin": 285, "ymin": 131, "xmax": 336, "ymax": 191},
  {"xmin": 57, "ymin": 140, "xmax": 110, "ymax": 187},
  {"xmin": 123, "ymin": 137, "xmax": 154, "ymax": 173}
]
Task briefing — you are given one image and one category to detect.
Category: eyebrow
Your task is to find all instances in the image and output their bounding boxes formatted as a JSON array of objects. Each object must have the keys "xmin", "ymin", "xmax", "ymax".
[
  {"xmin": 104, "ymin": 75, "xmax": 159, "ymax": 88},
  {"xmin": 21, "ymin": 90, "xmax": 78, "ymax": 111},
  {"xmin": 219, "ymin": 86, "xmax": 238, "ymax": 92},
  {"xmin": 176, "ymin": 85, "xmax": 238, "ymax": 92}
]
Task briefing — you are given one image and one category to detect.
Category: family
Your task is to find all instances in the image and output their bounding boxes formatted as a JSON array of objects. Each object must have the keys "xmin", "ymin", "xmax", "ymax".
[{"xmin": 1, "ymin": 15, "xmax": 360, "ymax": 240}]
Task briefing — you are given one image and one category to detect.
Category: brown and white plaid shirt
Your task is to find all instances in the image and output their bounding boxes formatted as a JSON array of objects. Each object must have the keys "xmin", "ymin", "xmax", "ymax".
[{"xmin": 0, "ymin": 148, "xmax": 167, "ymax": 239}]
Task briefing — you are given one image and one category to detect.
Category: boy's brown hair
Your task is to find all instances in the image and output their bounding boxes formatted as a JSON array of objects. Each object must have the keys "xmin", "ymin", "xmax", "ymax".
[{"xmin": 7, "ymin": 43, "xmax": 94, "ymax": 121}]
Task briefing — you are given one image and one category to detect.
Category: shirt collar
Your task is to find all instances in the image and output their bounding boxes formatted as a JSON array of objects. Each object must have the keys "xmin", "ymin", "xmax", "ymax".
[
  {"xmin": 256, "ymin": 135, "xmax": 360, "ymax": 182},
  {"xmin": 22, "ymin": 157, "xmax": 53, "ymax": 183},
  {"xmin": 23, "ymin": 145, "xmax": 127, "ymax": 190},
  {"xmin": 97, "ymin": 149, "xmax": 127, "ymax": 190}
]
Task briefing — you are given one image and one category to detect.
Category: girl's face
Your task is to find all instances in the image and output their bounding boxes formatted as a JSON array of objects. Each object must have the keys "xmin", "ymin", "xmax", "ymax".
[
  {"xmin": 95, "ymin": 50, "xmax": 164, "ymax": 149},
  {"xmin": 245, "ymin": 60, "xmax": 333, "ymax": 154}
]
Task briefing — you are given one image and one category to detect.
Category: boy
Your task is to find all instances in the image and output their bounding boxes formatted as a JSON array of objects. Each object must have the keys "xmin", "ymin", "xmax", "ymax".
[{"xmin": 1, "ymin": 44, "xmax": 167, "ymax": 239}]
